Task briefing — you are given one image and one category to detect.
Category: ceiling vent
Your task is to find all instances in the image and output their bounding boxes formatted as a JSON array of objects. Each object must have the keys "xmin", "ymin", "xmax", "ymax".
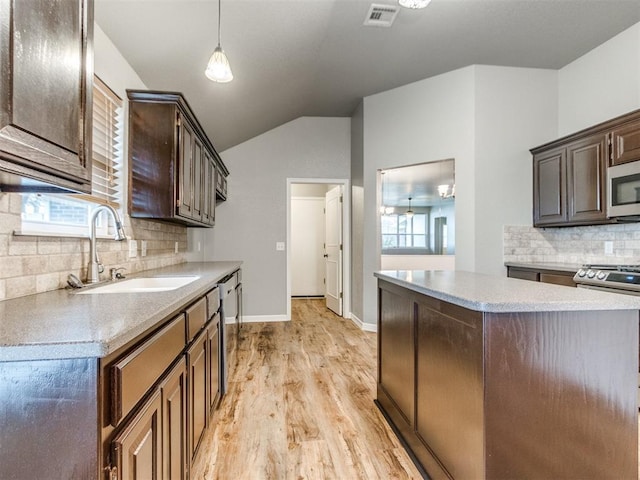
[{"xmin": 363, "ymin": 4, "xmax": 400, "ymax": 27}]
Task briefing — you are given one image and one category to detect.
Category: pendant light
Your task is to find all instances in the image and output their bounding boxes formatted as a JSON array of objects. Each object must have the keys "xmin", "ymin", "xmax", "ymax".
[
  {"xmin": 205, "ymin": 0, "xmax": 233, "ymax": 83},
  {"xmin": 399, "ymin": 0, "xmax": 431, "ymax": 9},
  {"xmin": 380, "ymin": 171, "xmax": 395, "ymax": 215},
  {"xmin": 406, "ymin": 197, "xmax": 414, "ymax": 218}
]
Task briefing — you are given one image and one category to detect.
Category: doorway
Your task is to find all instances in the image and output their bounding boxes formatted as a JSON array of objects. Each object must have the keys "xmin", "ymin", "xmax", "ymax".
[{"xmin": 287, "ymin": 178, "xmax": 350, "ymax": 320}]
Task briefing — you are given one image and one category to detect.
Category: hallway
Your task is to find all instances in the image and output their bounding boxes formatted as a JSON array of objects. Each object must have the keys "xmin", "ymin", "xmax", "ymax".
[{"xmin": 191, "ymin": 298, "xmax": 422, "ymax": 479}]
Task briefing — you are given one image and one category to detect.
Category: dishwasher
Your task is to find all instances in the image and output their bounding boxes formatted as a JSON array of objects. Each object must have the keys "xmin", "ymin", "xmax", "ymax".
[{"xmin": 218, "ymin": 269, "xmax": 242, "ymax": 395}]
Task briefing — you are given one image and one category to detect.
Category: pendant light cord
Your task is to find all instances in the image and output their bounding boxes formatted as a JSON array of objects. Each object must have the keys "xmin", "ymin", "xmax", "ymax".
[{"xmin": 217, "ymin": 0, "xmax": 222, "ymax": 47}]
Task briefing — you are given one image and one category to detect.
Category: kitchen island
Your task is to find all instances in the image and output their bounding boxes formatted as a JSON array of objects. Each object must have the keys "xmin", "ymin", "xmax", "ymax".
[{"xmin": 375, "ymin": 270, "xmax": 640, "ymax": 480}]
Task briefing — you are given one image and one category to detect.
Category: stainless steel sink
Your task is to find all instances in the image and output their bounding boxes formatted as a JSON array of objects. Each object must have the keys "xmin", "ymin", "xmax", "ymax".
[{"xmin": 76, "ymin": 276, "xmax": 200, "ymax": 294}]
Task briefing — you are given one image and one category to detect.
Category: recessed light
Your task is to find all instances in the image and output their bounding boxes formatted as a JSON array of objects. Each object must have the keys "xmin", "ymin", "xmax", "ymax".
[{"xmin": 399, "ymin": 0, "xmax": 431, "ymax": 9}]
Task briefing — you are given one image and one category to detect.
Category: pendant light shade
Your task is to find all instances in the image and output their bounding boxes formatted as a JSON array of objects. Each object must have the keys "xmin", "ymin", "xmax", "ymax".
[
  {"xmin": 206, "ymin": 46, "xmax": 233, "ymax": 83},
  {"xmin": 399, "ymin": 0, "xmax": 431, "ymax": 8},
  {"xmin": 205, "ymin": 0, "xmax": 233, "ymax": 83}
]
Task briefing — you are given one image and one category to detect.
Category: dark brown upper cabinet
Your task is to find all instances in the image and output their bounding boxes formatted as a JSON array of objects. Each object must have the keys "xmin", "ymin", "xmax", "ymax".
[
  {"xmin": 127, "ymin": 91, "xmax": 228, "ymax": 228},
  {"xmin": 610, "ymin": 116, "xmax": 640, "ymax": 166},
  {"xmin": 0, "ymin": 0, "xmax": 94, "ymax": 194},
  {"xmin": 532, "ymin": 109, "xmax": 640, "ymax": 227}
]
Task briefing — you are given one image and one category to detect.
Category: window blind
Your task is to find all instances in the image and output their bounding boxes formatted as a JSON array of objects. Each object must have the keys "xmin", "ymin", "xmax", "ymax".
[{"xmin": 77, "ymin": 76, "xmax": 124, "ymax": 207}]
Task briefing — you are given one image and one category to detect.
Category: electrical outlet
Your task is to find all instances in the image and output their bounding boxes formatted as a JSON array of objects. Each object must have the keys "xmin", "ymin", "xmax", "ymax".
[
  {"xmin": 175, "ymin": 241, "xmax": 179, "ymax": 254},
  {"xmin": 604, "ymin": 241, "xmax": 614, "ymax": 255},
  {"xmin": 197, "ymin": 241, "xmax": 201, "ymax": 252},
  {"xmin": 129, "ymin": 240, "xmax": 138, "ymax": 258},
  {"xmin": 276, "ymin": 242, "xmax": 285, "ymax": 251},
  {"xmin": 141, "ymin": 240, "xmax": 147, "ymax": 257}
]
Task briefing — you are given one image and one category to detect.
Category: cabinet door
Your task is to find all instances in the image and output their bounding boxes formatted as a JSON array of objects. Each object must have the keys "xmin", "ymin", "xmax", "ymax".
[
  {"xmin": 201, "ymin": 150, "xmax": 216, "ymax": 226},
  {"xmin": 192, "ymin": 137, "xmax": 203, "ymax": 221},
  {"xmin": 415, "ymin": 299, "xmax": 483, "ymax": 480},
  {"xmin": 178, "ymin": 116, "xmax": 195, "ymax": 219},
  {"xmin": 611, "ymin": 118, "xmax": 640, "ymax": 165},
  {"xmin": 566, "ymin": 134, "xmax": 609, "ymax": 224},
  {"xmin": 207, "ymin": 316, "xmax": 221, "ymax": 412},
  {"xmin": 0, "ymin": 0, "xmax": 92, "ymax": 192},
  {"xmin": 216, "ymin": 168, "xmax": 227, "ymax": 201},
  {"xmin": 161, "ymin": 358, "xmax": 187, "ymax": 480},
  {"xmin": 187, "ymin": 330, "xmax": 208, "ymax": 463},
  {"xmin": 533, "ymin": 147, "xmax": 566, "ymax": 226},
  {"xmin": 378, "ymin": 287, "xmax": 415, "ymax": 427},
  {"xmin": 111, "ymin": 389, "xmax": 162, "ymax": 480}
]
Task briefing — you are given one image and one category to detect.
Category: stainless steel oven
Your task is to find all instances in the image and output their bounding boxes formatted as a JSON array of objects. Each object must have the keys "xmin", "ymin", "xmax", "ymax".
[
  {"xmin": 574, "ymin": 264, "xmax": 640, "ymax": 406},
  {"xmin": 607, "ymin": 162, "xmax": 640, "ymax": 217}
]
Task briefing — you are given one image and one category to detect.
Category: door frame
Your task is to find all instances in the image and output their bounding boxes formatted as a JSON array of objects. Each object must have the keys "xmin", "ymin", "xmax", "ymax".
[{"xmin": 286, "ymin": 178, "xmax": 351, "ymax": 320}]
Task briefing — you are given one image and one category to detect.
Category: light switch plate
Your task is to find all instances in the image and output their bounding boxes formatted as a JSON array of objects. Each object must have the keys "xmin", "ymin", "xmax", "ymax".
[
  {"xmin": 129, "ymin": 240, "xmax": 138, "ymax": 258},
  {"xmin": 141, "ymin": 240, "xmax": 147, "ymax": 257},
  {"xmin": 276, "ymin": 242, "xmax": 285, "ymax": 251}
]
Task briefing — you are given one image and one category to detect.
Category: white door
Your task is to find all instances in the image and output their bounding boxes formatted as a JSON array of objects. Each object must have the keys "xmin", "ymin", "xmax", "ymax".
[
  {"xmin": 324, "ymin": 186, "xmax": 343, "ymax": 315},
  {"xmin": 291, "ymin": 197, "xmax": 325, "ymax": 296}
]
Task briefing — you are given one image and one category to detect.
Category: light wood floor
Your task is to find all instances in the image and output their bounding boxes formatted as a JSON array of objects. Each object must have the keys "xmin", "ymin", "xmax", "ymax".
[{"xmin": 191, "ymin": 298, "xmax": 423, "ymax": 479}]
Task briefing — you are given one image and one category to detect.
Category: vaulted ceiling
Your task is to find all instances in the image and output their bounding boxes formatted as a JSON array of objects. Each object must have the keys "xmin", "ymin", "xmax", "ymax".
[{"xmin": 96, "ymin": 0, "xmax": 640, "ymax": 152}]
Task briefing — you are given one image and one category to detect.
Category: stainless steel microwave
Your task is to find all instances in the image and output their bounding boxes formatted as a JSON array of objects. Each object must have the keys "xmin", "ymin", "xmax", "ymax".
[{"xmin": 607, "ymin": 161, "xmax": 640, "ymax": 217}]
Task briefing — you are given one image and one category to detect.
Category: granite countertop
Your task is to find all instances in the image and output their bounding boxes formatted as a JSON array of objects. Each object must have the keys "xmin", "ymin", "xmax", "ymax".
[
  {"xmin": 0, "ymin": 261, "xmax": 241, "ymax": 362},
  {"xmin": 375, "ymin": 270, "xmax": 640, "ymax": 313},
  {"xmin": 504, "ymin": 262, "xmax": 582, "ymax": 273}
]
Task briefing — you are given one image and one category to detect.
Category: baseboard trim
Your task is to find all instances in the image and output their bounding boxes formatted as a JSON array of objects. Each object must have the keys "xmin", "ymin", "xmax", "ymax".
[
  {"xmin": 227, "ymin": 314, "xmax": 289, "ymax": 324},
  {"xmin": 349, "ymin": 313, "xmax": 364, "ymax": 329},
  {"xmin": 349, "ymin": 313, "xmax": 377, "ymax": 333},
  {"xmin": 362, "ymin": 322, "xmax": 377, "ymax": 333}
]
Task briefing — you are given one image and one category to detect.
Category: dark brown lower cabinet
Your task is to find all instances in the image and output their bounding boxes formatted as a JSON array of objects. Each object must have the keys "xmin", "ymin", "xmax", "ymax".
[
  {"xmin": 415, "ymin": 297, "xmax": 483, "ymax": 480},
  {"xmin": 188, "ymin": 329, "xmax": 209, "ymax": 462},
  {"xmin": 377, "ymin": 279, "xmax": 638, "ymax": 480},
  {"xmin": 0, "ymin": 286, "xmax": 224, "ymax": 479},
  {"xmin": 112, "ymin": 389, "xmax": 163, "ymax": 480},
  {"xmin": 161, "ymin": 358, "xmax": 188, "ymax": 480},
  {"xmin": 506, "ymin": 265, "xmax": 576, "ymax": 287},
  {"xmin": 378, "ymin": 287, "xmax": 415, "ymax": 427}
]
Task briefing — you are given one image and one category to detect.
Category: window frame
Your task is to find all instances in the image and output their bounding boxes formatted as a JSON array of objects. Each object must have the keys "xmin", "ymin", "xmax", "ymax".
[{"xmin": 381, "ymin": 213, "xmax": 428, "ymax": 250}]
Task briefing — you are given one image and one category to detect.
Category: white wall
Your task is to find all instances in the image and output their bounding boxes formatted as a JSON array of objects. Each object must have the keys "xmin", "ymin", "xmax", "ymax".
[
  {"xmin": 362, "ymin": 67, "xmax": 476, "ymax": 328},
  {"xmin": 559, "ymin": 23, "xmax": 640, "ymax": 135},
  {"xmin": 350, "ymin": 101, "xmax": 365, "ymax": 323},
  {"xmin": 473, "ymin": 65, "xmax": 558, "ymax": 275},
  {"xmin": 358, "ymin": 65, "xmax": 558, "ymax": 327},
  {"xmin": 381, "ymin": 255, "xmax": 455, "ymax": 271},
  {"xmin": 202, "ymin": 117, "xmax": 350, "ymax": 318}
]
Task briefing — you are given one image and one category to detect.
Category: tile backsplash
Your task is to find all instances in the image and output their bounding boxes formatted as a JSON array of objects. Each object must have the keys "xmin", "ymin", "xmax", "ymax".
[
  {"xmin": 0, "ymin": 193, "xmax": 187, "ymax": 301},
  {"xmin": 504, "ymin": 223, "xmax": 640, "ymax": 265}
]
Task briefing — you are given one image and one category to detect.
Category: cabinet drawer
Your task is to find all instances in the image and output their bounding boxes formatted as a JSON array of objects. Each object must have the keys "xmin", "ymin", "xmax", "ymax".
[
  {"xmin": 111, "ymin": 314, "xmax": 186, "ymax": 426},
  {"xmin": 540, "ymin": 273, "xmax": 576, "ymax": 287},
  {"xmin": 207, "ymin": 287, "xmax": 220, "ymax": 319},
  {"xmin": 508, "ymin": 268, "xmax": 540, "ymax": 282},
  {"xmin": 186, "ymin": 297, "xmax": 207, "ymax": 343}
]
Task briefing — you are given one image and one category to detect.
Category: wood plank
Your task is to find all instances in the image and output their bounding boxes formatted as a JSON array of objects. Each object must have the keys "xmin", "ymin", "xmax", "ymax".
[{"xmin": 191, "ymin": 298, "xmax": 422, "ymax": 479}]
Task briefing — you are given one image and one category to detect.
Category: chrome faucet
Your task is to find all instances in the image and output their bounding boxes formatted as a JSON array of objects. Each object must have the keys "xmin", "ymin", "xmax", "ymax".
[{"xmin": 87, "ymin": 205, "xmax": 127, "ymax": 284}]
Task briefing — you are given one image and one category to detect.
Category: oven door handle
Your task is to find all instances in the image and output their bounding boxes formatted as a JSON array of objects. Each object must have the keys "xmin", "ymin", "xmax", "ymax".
[{"xmin": 577, "ymin": 283, "xmax": 640, "ymax": 296}]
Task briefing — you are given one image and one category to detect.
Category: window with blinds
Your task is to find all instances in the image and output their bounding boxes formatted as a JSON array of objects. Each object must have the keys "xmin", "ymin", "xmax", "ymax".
[
  {"xmin": 20, "ymin": 76, "xmax": 125, "ymax": 237},
  {"xmin": 81, "ymin": 76, "xmax": 124, "ymax": 207}
]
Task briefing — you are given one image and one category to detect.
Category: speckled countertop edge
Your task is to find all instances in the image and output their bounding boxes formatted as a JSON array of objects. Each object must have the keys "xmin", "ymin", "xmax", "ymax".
[
  {"xmin": 375, "ymin": 270, "xmax": 640, "ymax": 313},
  {"xmin": 0, "ymin": 261, "xmax": 241, "ymax": 362},
  {"xmin": 504, "ymin": 262, "xmax": 582, "ymax": 273}
]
